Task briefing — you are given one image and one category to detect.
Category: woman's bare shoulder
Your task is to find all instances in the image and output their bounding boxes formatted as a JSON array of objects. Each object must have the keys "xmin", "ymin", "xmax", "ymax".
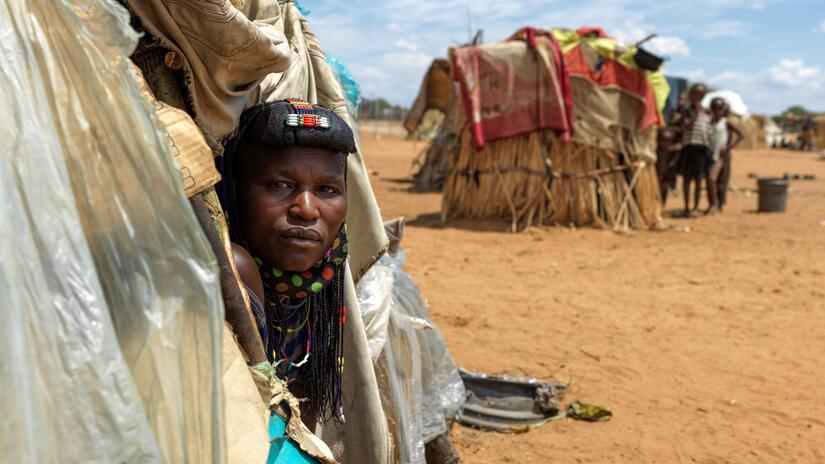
[{"xmin": 231, "ymin": 243, "xmax": 265, "ymax": 303}]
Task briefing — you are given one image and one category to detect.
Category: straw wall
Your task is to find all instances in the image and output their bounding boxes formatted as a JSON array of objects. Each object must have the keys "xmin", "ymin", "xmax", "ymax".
[
  {"xmin": 730, "ymin": 115, "xmax": 766, "ymax": 150},
  {"xmin": 815, "ymin": 116, "xmax": 825, "ymax": 150},
  {"xmin": 412, "ymin": 95, "xmax": 464, "ymax": 190},
  {"xmin": 441, "ymin": 129, "xmax": 663, "ymax": 231}
]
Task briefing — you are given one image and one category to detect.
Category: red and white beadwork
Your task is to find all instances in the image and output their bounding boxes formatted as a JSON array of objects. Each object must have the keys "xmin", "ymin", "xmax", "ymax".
[
  {"xmin": 285, "ymin": 98, "xmax": 330, "ymax": 129},
  {"xmin": 286, "ymin": 113, "xmax": 330, "ymax": 128}
]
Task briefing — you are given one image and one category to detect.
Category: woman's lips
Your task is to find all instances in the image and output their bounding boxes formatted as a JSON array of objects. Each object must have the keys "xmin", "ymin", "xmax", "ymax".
[{"xmin": 277, "ymin": 228, "xmax": 322, "ymax": 249}]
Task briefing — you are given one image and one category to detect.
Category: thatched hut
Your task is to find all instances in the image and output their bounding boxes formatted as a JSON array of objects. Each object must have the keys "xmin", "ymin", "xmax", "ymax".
[
  {"xmin": 731, "ymin": 114, "xmax": 767, "ymax": 150},
  {"xmin": 814, "ymin": 115, "xmax": 825, "ymax": 150},
  {"xmin": 403, "ymin": 59, "xmax": 453, "ymax": 140},
  {"xmin": 417, "ymin": 27, "xmax": 666, "ymax": 231}
]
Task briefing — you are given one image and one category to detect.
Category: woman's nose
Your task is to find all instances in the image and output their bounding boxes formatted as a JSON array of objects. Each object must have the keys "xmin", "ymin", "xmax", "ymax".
[{"xmin": 288, "ymin": 190, "xmax": 321, "ymax": 221}]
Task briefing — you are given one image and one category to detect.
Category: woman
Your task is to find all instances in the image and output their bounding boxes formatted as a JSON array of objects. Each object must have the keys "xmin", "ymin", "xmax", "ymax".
[{"xmin": 220, "ymin": 99, "xmax": 356, "ymax": 460}]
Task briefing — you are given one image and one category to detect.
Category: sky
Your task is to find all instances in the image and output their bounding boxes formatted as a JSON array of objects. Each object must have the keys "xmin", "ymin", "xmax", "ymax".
[{"xmin": 304, "ymin": 0, "xmax": 825, "ymax": 115}]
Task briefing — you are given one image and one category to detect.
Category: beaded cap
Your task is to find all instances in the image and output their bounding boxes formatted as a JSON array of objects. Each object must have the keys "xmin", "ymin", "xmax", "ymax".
[{"xmin": 227, "ymin": 100, "xmax": 356, "ymax": 155}]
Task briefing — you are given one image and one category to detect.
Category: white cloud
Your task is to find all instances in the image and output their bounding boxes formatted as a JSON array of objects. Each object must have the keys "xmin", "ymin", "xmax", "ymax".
[
  {"xmin": 386, "ymin": 37, "xmax": 433, "ymax": 69},
  {"xmin": 305, "ymin": 0, "xmax": 823, "ymax": 113},
  {"xmin": 698, "ymin": 20, "xmax": 751, "ymax": 38},
  {"xmin": 383, "ymin": 50, "xmax": 433, "ymax": 68},
  {"xmin": 645, "ymin": 36, "xmax": 691, "ymax": 58},
  {"xmin": 707, "ymin": 70, "xmax": 760, "ymax": 92},
  {"xmin": 669, "ymin": 58, "xmax": 825, "ymax": 114},
  {"xmin": 767, "ymin": 59, "xmax": 823, "ymax": 88},
  {"xmin": 395, "ymin": 37, "xmax": 420, "ymax": 52},
  {"xmin": 349, "ymin": 64, "xmax": 387, "ymax": 82},
  {"xmin": 690, "ymin": 59, "xmax": 825, "ymax": 113},
  {"xmin": 614, "ymin": 22, "xmax": 691, "ymax": 57},
  {"xmin": 671, "ymin": 69, "xmax": 707, "ymax": 82}
]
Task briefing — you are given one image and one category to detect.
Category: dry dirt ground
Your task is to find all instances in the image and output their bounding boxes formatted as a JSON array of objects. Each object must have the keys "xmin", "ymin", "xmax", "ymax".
[{"xmin": 358, "ymin": 127, "xmax": 825, "ymax": 464}]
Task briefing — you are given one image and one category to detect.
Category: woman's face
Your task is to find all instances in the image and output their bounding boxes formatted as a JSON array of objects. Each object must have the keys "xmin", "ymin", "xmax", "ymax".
[{"xmin": 238, "ymin": 145, "xmax": 347, "ymax": 272}]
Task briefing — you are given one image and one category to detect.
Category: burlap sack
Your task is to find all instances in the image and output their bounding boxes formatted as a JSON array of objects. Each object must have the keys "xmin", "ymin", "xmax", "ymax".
[
  {"xmin": 222, "ymin": 324, "xmax": 270, "ymax": 464},
  {"xmin": 133, "ymin": 65, "xmax": 221, "ymax": 197}
]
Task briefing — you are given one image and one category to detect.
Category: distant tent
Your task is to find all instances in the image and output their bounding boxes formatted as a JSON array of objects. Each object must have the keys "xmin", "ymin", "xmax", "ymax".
[
  {"xmin": 764, "ymin": 117, "xmax": 784, "ymax": 148},
  {"xmin": 404, "ymin": 59, "xmax": 453, "ymax": 140},
  {"xmin": 415, "ymin": 27, "xmax": 666, "ymax": 231}
]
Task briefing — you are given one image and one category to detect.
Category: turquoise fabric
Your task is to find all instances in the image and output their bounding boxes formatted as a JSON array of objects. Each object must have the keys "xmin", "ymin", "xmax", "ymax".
[{"xmin": 267, "ymin": 412, "xmax": 317, "ymax": 464}]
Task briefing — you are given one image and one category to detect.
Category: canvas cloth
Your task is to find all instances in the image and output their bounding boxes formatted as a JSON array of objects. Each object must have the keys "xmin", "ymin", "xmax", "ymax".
[
  {"xmin": 129, "ymin": 2, "xmax": 390, "ymax": 462},
  {"xmin": 564, "ymin": 44, "xmax": 660, "ymax": 133},
  {"xmin": 551, "ymin": 28, "xmax": 670, "ymax": 121},
  {"xmin": 451, "ymin": 28, "xmax": 573, "ymax": 150},
  {"xmin": 570, "ymin": 76, "xmax": 657, "ymax": 161},
  {"xmin": 133, "ymin": 65, "xmax": 221, "ymax": 197},
  {"xmin": 125, "ymin": 0, "xmax": 292, "ymax": 144},
  {"xmin": 223, "ymin": 324, "xmax": 271, "ymax": 464}
]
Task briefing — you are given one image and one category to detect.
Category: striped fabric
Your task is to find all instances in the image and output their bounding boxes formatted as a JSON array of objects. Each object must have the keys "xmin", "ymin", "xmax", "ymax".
[{"xmin": 685, "ymin": 110, "xmax": 711, "ymax": 147}]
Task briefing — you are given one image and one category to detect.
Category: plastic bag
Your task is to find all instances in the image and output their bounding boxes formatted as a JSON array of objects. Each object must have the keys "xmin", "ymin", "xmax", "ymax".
[
  {"xmin": 356, "ymin": 264, "xmax": 394, "ymax": 361},
  {"xmin": 383, "ymin": 251, "xmax": 466, "ymax": 442},
  {"xmin": 0, "ymin": 1, "xmax": 225, "ymax": 462},
  {"xmin": 356, "ymin": 250, "xmax": 466, "ymax": 463},
  {"xmin": 327, "ymin": 55, "xmax": 362, "ymax": 114},
  {"xmin": 358, "ymin": 261, "xmax": 426, "ymax": 464}
]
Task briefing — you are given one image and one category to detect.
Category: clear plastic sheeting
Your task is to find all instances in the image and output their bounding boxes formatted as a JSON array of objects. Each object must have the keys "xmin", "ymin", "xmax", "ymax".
[
  {"xmin": 356, "ymin": 250, "xmax": 466, "ymax": 463},
  {"xmin": 357, "ymin": 264, "xmax": 394, "ymax": 361},
  {"xmin": 0, "ymin": 1, "xmax": 225, "ymax": 462}
]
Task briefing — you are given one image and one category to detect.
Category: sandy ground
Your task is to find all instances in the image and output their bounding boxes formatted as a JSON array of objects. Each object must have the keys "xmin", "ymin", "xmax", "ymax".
[{"xmin": 358, "ymin": 127, "xmax": 825, "ymax": 464}]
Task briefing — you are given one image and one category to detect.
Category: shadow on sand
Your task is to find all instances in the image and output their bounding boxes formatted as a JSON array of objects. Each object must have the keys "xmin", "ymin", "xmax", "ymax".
[
  {"xmin": 407, "ymin": 212, "xmax": 532, "ymax": 233},
  {"xmin": 380, "ymin": 176, "xmax": 442, "ymax": 194}
]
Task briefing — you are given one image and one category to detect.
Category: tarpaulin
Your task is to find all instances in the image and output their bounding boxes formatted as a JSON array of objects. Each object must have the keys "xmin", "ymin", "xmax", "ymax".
[
  {"xmin": 564, "ymin": 44, "xmax": 661, "ymax": 132},
  {"xmin": 451, "ymin": 28, "xmax": 573, "ymax": 150},
  {"xmin": 0, "ymin": 0, "xmax": 225, "ymax": 462}
]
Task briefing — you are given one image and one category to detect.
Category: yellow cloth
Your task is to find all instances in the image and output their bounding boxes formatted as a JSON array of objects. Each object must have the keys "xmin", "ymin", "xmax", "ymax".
[{"xmin": 550, "ymin": 28, "xmax": 670, "ymax": 116}]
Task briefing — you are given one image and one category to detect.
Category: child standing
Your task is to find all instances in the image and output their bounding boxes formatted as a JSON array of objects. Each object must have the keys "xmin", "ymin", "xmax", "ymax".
[
  {"xmin": 706, "ymin": 99, "xmax": 742, "ymax": 213},
  {"xmin": 679, "ymin": 84, "xmax": 711, "ymax": 217}
]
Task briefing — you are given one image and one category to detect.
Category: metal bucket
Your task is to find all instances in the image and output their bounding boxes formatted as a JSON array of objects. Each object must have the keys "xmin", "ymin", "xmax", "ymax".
[{"xmin": 757, "ymin": 178, "xmax": 789, "ymax": 213}]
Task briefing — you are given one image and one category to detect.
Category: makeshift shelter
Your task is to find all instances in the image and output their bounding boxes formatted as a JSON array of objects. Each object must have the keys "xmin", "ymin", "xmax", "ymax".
[
  {"xmin": 1, "ymin": 2, "xmax": 226, "ymax": 461},
  {"xmin": 411, "ymin": 92, "xmax": 465, "ymax": 190},
  {"xmin": 418, "ymin": 27, "xmax": 666, "ymax": 231},
  {"xmin": 404, "ymin": 59, "xmax": 453, "ymax": 140},
  {"xmin": 814, "ymin": 115, "xmax": 825, "ymax": 150},
  {"xmin": 765, "ymin": 117, "xmax": 784, "ymax": 148},
  {"xmin": 731, "ymin": 114, "xmax": 767, "ymax": 150},
  {"xmin": 2, "ymin": 1, "xmax": 464, "ymax": 463},
  {"xmin": 0, "ymin": 0, "xmax": 463, "ymax": 463}
]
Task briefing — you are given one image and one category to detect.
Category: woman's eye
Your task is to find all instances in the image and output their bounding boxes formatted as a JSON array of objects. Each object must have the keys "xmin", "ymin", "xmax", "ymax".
[
  {"xmin": 267, "ymin": 180, "xmax": 290, "ymax": 189},
  {"xmin": 318, "ymin": 185, "xmax": 339, "ymax": 195}
]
